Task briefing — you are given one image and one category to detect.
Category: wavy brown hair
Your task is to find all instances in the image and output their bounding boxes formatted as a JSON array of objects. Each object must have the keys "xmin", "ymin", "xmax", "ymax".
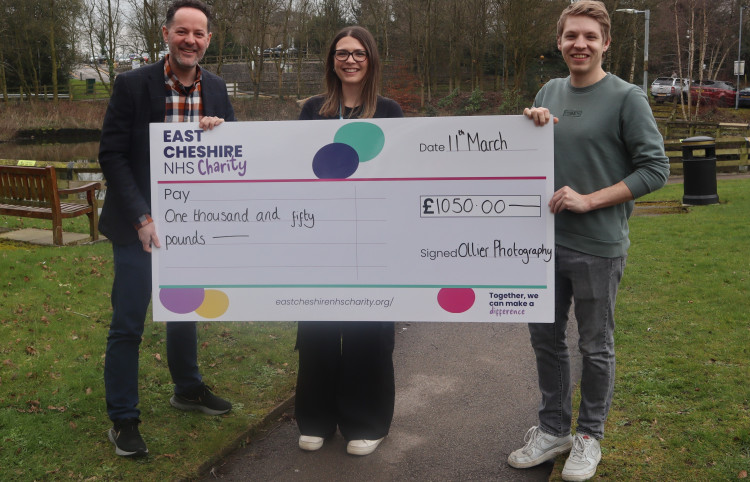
[
  {"xmin": 557, "ymin": 0, "xmax": 611, "ymax": 45},
  {"xmin": 318, "ymin": 26, "xmax": 381, "ymax": 119}
]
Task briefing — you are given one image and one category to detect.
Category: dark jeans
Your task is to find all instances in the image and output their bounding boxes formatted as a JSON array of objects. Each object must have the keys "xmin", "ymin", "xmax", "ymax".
[
  {"xmin": 528, "ymin": 245, "xmax": 626, "ymax": 440},
  {"xmin": 104, "ymin": 240, "xmax": 203, "ymax": 421},
  {"xmin": 295, "ymin": 321, "xmax": 395, "ymax": 441}
]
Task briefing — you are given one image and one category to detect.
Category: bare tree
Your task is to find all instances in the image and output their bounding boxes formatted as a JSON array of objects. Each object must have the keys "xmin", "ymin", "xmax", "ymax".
[
  {"xmin": 495, "ymin": 0, "xmax": 562, "ymax": 92},
  {"xmin": 232, "ymin": 0, "xmax": 275, "ymax": 98},
  {"xmin": 292, "ymin": 0, "xmax": 314, "ymax": 98},
  {"xmin": 80, "ymin": 0, "xmax": 123, "ymax": 92},
  {"xmin": 126, "ymin": 0, "xmax": 167, "ymax": 64},
  {"xmin": 268, "ymin": 0, "xmax": 294, "ymax": 98}
]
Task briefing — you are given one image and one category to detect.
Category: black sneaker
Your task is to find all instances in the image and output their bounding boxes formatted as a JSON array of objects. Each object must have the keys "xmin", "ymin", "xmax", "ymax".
[
  {"xmin": 108, "ymin": 418, "xmax": 148, "ymax": 457},
  {"xmin": 170, "ymin": 384, "xmax": 232, "ymax": 415}
]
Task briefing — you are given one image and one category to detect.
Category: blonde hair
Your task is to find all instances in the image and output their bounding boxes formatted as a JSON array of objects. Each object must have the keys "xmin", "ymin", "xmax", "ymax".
[
  {"xmin": 319, "ymin": 26, "xmax": 381, "ymax": 119},
  {"xmin": 557, "ymin": 1, "xmax": 611, "ymax": 45}
]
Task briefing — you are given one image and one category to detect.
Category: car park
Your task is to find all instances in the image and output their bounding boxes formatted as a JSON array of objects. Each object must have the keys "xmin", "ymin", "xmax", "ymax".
[
  {"xmin": 651, "ymin": 77, "xmax": 689, "ymax": 103},
  {"xmin": 690, "ymin": 79, "xmax": 736, "ymax": 107}
]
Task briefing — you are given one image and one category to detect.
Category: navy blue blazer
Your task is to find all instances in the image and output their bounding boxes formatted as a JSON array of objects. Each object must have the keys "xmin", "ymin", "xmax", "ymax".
[{"xmin": 98, "ymin": 59, "xmax": 236, "ymax": 245}]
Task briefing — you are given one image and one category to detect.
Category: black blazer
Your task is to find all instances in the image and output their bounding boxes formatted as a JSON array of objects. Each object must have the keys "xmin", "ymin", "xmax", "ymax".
[{"xmin": 98, "ymin": 59, "xmax": 236, "ymax": 244}]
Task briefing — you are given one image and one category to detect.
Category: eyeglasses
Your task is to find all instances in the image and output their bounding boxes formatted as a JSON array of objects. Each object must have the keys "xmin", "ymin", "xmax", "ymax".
[{"xmin": 334, "ymin": 50, "xmax": 368, "ymax": 62}]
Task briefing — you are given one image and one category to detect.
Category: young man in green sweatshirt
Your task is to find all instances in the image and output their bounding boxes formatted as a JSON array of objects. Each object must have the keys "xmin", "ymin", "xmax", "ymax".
[{"xmin": 508, "ymin": 2, "xmax": 669, "ymax": 480}]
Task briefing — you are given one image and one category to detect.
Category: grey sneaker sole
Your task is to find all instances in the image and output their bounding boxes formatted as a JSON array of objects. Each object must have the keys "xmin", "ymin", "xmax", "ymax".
[
  {"xmin": 508, "ymin": 439, "xmax": 574, "ymax": 468},
  {"xmin": 299, "ymin": 436, "xmax": 325, "ymax": 451},
  {"xmin": 561, "ymin": 469, "xmax": 598, "ymax": 482},
  {"xmin": 169, "ymin": 395, "xmax": 231, "ymax": 415},
  {"xmin": 108, "ymin": 428, "xmax": 148, "ymax": 457}
]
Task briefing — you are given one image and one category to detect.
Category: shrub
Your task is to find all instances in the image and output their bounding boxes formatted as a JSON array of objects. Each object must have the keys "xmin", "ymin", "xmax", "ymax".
[
  {"xmin": 497, "ymin": 88, "xmax": 525, "ymax": 115},
  {"xmin": 463, "ymin": 88, "xmax": 485, "ymax": 113},
  {"xmin": 437, "ymin": 88, "xmax": 459, "ymax": 108}
]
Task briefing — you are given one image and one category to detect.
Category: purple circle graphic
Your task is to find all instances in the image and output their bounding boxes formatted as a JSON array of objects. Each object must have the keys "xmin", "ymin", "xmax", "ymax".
[
  {"xmin": 159, "ymin": 288, "xmax": 205, "ymax": 314},
  {"xmin": 437, "ymin": 288, "xmax": 476, "ymax": 314},
  {"xmin": 312, "ymin": 143, "xmax": 359, "ymax": 179}
]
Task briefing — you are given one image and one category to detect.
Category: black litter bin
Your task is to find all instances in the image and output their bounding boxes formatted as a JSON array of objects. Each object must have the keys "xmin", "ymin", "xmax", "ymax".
[
  {"xmin": 681, "ymin": 136, "xmax": 719, "ymax": 205},
  {"xmin": 85, "ymin": 78, "xmax": 95, "ymax": 94}
]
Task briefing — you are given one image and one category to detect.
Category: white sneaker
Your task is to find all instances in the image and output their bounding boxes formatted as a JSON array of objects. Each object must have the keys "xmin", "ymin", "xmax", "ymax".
[
  {"xmin": 507, "ymin": 426, "xmax": 573, "ymax": 468},
  {"xmin": 561, "ymin": 433, "xmax": 601, "ymax": 481},
  {"xmin": 298, "ymin": 435, "xmax": 324, "ymax": 451},
  {"xmin": 346, "ymin": 437, "xmax": 384, "ymax": 456}
]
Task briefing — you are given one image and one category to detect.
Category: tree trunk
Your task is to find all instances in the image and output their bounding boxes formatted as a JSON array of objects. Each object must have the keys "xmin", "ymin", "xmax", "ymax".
[{"xmin": 49, "ymin": 0, "xmax": 59, "ymax": 103}]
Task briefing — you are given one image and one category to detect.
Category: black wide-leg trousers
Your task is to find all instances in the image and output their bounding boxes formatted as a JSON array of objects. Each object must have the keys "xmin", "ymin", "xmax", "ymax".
[{"xmin": 294, "ymin": 321, "xmax": 396, "ymax": 441}]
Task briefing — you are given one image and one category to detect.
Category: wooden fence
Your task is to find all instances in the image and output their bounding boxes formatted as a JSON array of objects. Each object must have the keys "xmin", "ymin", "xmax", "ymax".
[
  {"xmin": 649, "ymin": 103, "xmax": 750, "ymax": 173},
  {"xmin": 664, "ymin": 136, "xmax": 750, "ymax": 174}
]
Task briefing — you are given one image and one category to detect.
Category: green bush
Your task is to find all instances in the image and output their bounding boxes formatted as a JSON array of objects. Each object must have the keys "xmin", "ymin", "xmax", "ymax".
[
  {"xmin": 463, "ymin": 88, "xmax": 484, "ymax": 113},
  {"xmin": 497, "ymin": 88, "xmax": 525, "ymax": 115},
  {"xmin": 437, "ymin": 88, "xmax": 459, "ymax": 108}
]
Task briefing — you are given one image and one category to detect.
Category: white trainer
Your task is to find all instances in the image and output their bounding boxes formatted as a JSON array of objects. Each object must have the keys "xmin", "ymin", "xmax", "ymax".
[
  {"xmin": 346, "ymin": 437, "xmax": 384, "ymax": 456},
  {"xmin": 507, "ymin": 426, "xmax": 574, "ymax": 468},
  {"xmin": 298, "ymin": 435, "xmax": 324, "ymax": 451},
  {"xmin": 561, "ymin": 433, "xmax": 602, "ymax": 481}
]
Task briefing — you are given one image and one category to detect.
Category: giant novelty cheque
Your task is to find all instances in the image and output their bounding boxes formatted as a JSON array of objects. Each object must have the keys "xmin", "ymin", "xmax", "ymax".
[{"xmin": 149, "ymin": 115, "xmax": 554, "ymax": 323}]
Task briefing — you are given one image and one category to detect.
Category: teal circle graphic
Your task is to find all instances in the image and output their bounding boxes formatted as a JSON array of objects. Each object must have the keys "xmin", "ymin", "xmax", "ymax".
[{"xmin": 333, "ymin": 122, "xmax": 385, "ymax": 162}]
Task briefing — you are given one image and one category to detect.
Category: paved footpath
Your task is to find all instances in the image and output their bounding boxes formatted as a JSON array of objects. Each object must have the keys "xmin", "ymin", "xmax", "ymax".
[{"xmin": 203, "ymin": 321, "xmax": 581, "ymax": 481}]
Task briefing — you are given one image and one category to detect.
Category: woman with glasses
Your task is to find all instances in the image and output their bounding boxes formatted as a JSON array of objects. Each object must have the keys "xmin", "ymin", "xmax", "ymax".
[{"xmin": 295, "ymin": 26, "xmax": 403, "ymax": 456}]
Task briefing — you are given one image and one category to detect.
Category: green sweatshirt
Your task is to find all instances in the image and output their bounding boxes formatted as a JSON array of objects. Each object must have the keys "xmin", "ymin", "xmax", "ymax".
[{"xmin": 534, "ymin": 73, "xmax": 670, "ymax": 258}]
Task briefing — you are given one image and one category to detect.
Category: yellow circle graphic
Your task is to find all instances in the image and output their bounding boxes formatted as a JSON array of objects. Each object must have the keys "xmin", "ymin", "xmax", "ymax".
[{"xmin": 195, "ymin": 289, "xmax": 229, "ymax": 319}]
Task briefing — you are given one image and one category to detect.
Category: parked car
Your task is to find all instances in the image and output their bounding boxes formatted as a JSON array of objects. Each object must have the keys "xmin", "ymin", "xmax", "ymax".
[
  {"xmin": 263, "ymin": 45, "xmax": 298, "ymax": 58},
  {"xmin": 738, "ymin": 87, "xmax": 750, "ymax": 108},
  {"xmin": 263, "ymin": 44, "xmax": 283, "ymax": 58},
  {"xmin": 651, "ymin": 77, "xmax": 690, "ymax": 103},
  {"xmin": 690, "ymin": 79, "xmax": 736, "ymax": 107}
]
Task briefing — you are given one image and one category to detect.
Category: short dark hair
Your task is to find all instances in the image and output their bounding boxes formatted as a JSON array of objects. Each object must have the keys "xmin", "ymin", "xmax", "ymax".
[{"xmin": 166, "ymin": 0, "xmax": 212, "ymax": 31}]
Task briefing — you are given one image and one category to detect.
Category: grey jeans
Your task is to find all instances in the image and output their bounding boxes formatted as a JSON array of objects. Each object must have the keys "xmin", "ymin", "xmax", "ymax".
[{"xmin": 528, "ymin": 244, "xmax": 626, "ymax": 440}]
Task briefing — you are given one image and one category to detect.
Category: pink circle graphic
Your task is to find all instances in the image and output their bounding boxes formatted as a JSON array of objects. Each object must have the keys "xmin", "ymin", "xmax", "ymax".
[{"xmin": 437, "ymin": 288, "xmax": 476, "ymax": 313}]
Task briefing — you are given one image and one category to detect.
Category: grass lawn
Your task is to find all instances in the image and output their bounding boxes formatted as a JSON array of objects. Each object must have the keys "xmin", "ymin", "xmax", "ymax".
[
  {"xmin": 1, "ymin": 178, "xmax": 749, "ymax": 480},
  {"xmin": 551, "ymin": 177, "xmax": 750, "ymax": 480},
  {"xmin": 0, "ymin": 216, "xmax": 298, "ymax": 480}
]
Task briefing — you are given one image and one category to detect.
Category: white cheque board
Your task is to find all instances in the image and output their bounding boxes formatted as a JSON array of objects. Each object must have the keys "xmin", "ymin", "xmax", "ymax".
[{"xmin": 149, "ymin": 115, "xmax": 554, "ymax": 322}]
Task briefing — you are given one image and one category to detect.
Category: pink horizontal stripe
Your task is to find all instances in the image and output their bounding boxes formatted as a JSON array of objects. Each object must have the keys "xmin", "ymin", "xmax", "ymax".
[{"xmin": 158, "ymin": 176, "xmax": 547, "ymax": 184}]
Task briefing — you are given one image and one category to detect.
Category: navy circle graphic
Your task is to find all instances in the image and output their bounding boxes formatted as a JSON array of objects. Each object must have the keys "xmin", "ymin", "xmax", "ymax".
[{"xmin": 312, "ymin": 143, "xmax": 360, "ymax": 179}]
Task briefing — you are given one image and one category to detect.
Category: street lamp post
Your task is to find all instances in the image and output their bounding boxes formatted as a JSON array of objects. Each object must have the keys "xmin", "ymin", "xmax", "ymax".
[
  {"xmin": 616, "ymin": 8, "xmax": 650, "ymax": 93},
  {"xmin": 735, "ymin": 7, "xmax": 744, "ymax": 109}
]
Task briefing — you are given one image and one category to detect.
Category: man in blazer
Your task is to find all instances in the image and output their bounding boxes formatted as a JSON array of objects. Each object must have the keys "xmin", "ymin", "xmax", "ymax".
[{"xmin": 98, "ymin": 0, "xmax": 235, "ymax": 458}]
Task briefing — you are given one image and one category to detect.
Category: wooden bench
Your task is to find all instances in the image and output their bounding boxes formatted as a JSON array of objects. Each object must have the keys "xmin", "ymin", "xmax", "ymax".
[{"xmin": 0, "ymin": 165, "xmax": 101, "ymax": 245}]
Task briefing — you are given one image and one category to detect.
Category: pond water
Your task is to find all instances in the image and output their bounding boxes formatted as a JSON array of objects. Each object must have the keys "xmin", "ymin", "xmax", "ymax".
[
  {"xmin": 0, "ymin": 140, "xmax": 100, "ymax": 163},
  {"xmin": 0, "ymin": 128, "xmax": 101, "ymax": 163},
  {"xmin": 0, "ymin": 134, "xmax": 106, "ymax": 200}
]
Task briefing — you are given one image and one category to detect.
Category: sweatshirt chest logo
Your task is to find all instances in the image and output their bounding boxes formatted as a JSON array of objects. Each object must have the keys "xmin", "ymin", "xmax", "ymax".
[{"xmin": 562, "ymin": 109, "xmax": 582, "ymax": 117}]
